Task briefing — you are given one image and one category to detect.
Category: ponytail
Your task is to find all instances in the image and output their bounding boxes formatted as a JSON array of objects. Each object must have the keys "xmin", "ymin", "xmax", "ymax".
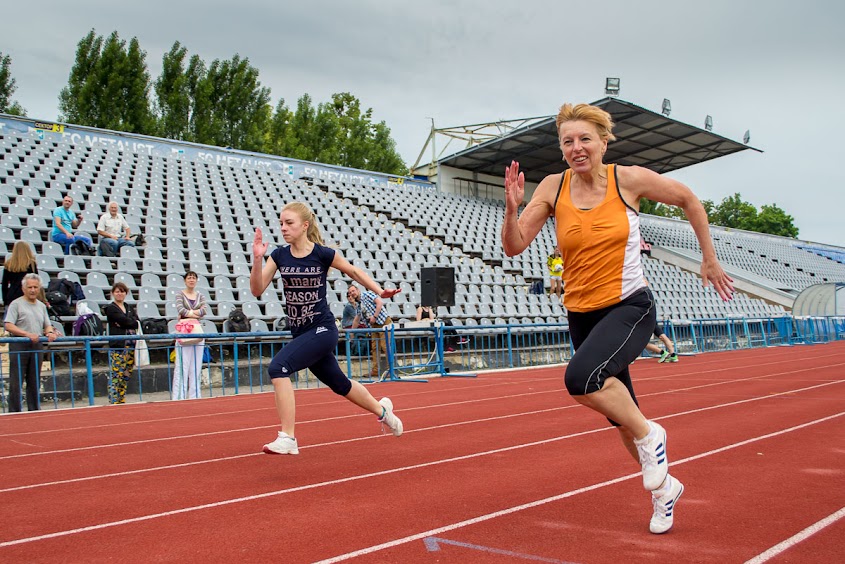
[{"xmin": 306, "ymin": 213, "xmax": 324, "ymax": 245}]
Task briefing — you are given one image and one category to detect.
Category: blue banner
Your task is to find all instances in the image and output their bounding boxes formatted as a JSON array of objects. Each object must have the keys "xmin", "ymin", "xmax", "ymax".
[{"xmin": 0, "ymin": 115, "xmax": 434, "ymax": 192}]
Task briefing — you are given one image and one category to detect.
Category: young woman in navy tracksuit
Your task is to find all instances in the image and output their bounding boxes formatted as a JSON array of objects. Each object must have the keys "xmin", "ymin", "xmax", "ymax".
[{"xmin": 251, "ymin": 202, "xmax": 403, "ymax": 455}]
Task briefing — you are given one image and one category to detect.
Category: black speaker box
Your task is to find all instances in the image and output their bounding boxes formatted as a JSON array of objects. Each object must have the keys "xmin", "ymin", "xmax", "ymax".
[{"xmin": 420, "ymin": 267, "xmax": 455, "ymax": 307}]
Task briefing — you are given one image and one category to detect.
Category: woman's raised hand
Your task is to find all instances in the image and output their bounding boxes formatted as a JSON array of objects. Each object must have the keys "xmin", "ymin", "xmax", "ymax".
[
  {"xmin": 253, "ymin": 228, "xmax": 268, "ymax": 259},
  {"xmin": 504, "ymin": 160, "xmax": 525, "ymax": 212}
]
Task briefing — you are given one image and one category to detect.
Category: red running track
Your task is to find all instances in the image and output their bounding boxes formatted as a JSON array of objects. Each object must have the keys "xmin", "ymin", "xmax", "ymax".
[{"xmin": 0, "ymin": 342, "xmax": 843, "ymax": 563}]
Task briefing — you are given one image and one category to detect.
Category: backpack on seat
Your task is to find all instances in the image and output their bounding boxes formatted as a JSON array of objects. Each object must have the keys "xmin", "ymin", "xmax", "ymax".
[
  {"xmin": 46, "ymin": 278, "xmax": 77, "ymax": 317},
  {"xmin": 73, "ymin": 313, "xmax": 103, "ymax": 337},
  {"xmin": 70, "ymin": 240, "xmax": 96, "ymax": 256},
  {"xmin": 141, "ymin": 318, "xmax": 168, "ymax": 335},
  {"xmin": 98, "ymin": 239, "xmax": 117, "ymax": 257},
  {"xmin": 227, "ymin": 308, "xmax": 250, "ymax": 332}
]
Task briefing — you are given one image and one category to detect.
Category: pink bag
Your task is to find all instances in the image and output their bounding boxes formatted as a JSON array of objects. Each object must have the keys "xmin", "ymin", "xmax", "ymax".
[{"xmin": 175, "ymin": 319, "xmax": 204, "ymax": 345}]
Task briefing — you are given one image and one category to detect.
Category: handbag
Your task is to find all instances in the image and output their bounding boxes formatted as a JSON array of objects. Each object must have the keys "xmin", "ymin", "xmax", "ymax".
[
  {"xmin": 134, "ymin": 322, "xmax": 150, "ymax": 367},
  {"xmin": 175, "ymin": 319, "xmax": 204, "ymax": 346}
]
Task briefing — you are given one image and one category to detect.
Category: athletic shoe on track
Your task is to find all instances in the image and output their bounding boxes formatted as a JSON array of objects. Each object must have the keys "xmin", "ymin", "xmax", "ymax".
[
  {"xmin": 378, "ymin": 397, "xmax": 403, "ymax": 437},
  {"xmin": 650, "ymin": 475, "xmax": 684, "ymax": 534},
  {"xmin": 635, "ymin": 421, "xmax": 669, "ymax": 491},
  {"xmin": 667, "ymin": 353, "xmax": 679, "ymax": 363},
  {"xmin": 263, "ymin": 431, "xmax": 299, "ymax": 455},
  {"xmin": 658, "ymin": 350, "xmax": 670, "ymax": 363}
]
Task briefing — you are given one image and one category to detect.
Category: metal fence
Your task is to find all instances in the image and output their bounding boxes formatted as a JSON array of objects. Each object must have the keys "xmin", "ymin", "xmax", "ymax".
[{"xmin": 2, "ymin": 315, "xmax": 844, "ymax": 413}]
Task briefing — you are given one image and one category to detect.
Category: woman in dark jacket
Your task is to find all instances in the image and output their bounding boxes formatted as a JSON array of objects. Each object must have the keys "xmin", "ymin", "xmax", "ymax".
[
  {"xmin": 2, "ymin": 241, "xmax": 38, "ymax": 306},
  {"xmin": 103, "ymin": 282, "xmax": 138, "ymax": 404}
]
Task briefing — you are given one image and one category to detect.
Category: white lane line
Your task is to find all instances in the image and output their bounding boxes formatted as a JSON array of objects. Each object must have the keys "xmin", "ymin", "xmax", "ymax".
[
  {"xmin": 314, "ymin": 413, "xmax": 845, "ymax": 564},
  {"xmin": 2, "ymin": 376, "xmax": 843, "ymax": 492},
  {"xmin": 0, "ymin": 408, "xmax": 842, "ymax": 548},
  {"xmin": 3, "ymin": 359, "xmax": 842, "ymax": 461},
  {"xmin": 3, "ymin": 346, "xmax": 838, "ymax": 436},
  {"xmin": 743, "ymin": 506, "xmax": 845, "ymax": 564},
  {"xmin": 0, "ymin": 379, "xmax": 558, "ymax": 438},
  {"xmin": 0, "ymin": 388, "xmax": 563, "ymax": 461}
]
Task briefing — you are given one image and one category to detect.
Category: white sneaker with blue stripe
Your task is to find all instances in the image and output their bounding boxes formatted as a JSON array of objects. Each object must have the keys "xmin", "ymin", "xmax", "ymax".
[
  {"xmin": 650, "ymin": 475, "xmax": 684, "ymax": 534},
  {"xmin": 635, "ymin": 421, "xmax": 669, "ymax": 491}
]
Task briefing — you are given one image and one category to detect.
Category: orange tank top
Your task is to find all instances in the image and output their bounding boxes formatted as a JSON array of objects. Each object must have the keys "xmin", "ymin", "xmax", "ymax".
[{"xmin": 553, "ymin": 164, "xmax": 645, "ymax": 312}]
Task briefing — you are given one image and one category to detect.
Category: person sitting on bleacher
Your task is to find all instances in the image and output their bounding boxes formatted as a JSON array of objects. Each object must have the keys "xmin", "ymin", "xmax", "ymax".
[
  {"xmin": 96, "ymin": 201, "xmax": 135, "ymax": 256},
  {"xmin": 51, "ymin": 194, "xmax": 92, "ymax": 255}
]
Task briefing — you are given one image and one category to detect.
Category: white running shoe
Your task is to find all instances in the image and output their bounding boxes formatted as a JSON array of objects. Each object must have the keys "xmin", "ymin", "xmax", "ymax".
[
  {"xmin": 263, "ymin": 431, "xmax": 299, "ymax": 455},
  {"xmin": 650, "ymin": 475, "xmax": 684, "ymax": 534},
  {"xmin": 635, "ymin": 421, "xmax": 669, "ymax": 491},
  {"xmin": 378, "ymin": 397, "xmax": 403, "ymax": 437}
]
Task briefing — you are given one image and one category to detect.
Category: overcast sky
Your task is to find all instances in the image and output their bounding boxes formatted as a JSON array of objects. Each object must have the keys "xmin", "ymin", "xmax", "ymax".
[{"xmin": 5, "ymin": 0, "xmax": 844, "ymax": 246}]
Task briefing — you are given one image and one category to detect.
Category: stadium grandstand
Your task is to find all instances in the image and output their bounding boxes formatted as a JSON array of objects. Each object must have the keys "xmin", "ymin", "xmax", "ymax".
[{"xmin": 1, "ymin": 97, "xmax": 844, "ymax": 410}]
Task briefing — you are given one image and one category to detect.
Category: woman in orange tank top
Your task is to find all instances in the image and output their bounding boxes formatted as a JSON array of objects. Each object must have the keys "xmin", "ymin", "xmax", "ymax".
[{"xmin": 501, "ymin": 102, "xmax": 734, "ymax": 534}]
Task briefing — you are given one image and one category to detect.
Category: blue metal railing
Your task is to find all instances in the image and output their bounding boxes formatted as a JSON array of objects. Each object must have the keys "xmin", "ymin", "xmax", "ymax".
[{"xmin": 2, "ymin": 315, "xmax": 843, "ymax": 412}]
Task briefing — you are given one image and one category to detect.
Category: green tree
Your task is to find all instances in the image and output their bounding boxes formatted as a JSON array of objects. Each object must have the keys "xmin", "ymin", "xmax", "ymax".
[
  {"xmin": 185, "ymin": 54, "xmax": 213, "ymax": 144},
  {"xmin": 311, "ymin": 100, "xmax": 341, "ymax": 164},
  {"xmin": 59, "ymin": 30, "xmax": 154, "ymax": 134},
  {"xmin": 201, "ymin": 54, "xmax": 271, "ymax": 151},
  {"xmin": 0, "ymin": 52, "xmax": 27, "ymax": 116},
  {"xmin": 284, "ymin": 93, "xmax": 317, "ymax": 161},
  {"xmin": 155, "ymin": 41, "xmax": 191, "ymax": 140},
  {"xmin": 369, "ymin": 120, "xmax": 407, "ymax": 175},
  {"xmin": 711, "ymin": 193, "xmax": 758, "ymax": 230},
  {"xmin": 266, "ymin": 98, "xmax": 294, "ymax": 156},
  {"xmin": 58, "ymin": 30, "xmax": 102, "ymax": 123},
  {"xmin": 753, "ymin": 204, "xmax": 799, "ymax": 238}
]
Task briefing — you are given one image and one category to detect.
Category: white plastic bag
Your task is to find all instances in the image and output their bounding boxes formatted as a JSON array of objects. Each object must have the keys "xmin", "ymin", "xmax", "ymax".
[{"xmin": 135, "ymin": 321, "xmax": 150, "ymax": 367}]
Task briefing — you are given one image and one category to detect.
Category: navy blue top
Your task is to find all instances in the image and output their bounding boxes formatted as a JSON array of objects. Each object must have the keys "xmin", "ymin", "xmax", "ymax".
[{"xmin": 270, "ymin": 243, "xmax": 336, "ymax": 337}]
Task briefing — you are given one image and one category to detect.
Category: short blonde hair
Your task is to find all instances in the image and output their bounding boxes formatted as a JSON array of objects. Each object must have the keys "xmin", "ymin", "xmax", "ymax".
[{"xmin": 555, "ymin": 103, "xmax": 616, "ymax": 142}]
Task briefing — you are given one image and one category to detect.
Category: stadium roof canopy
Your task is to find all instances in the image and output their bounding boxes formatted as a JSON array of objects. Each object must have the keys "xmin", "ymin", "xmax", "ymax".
[{"xmin": 438, "ymin": 97, "xmax": 762, "ymax": 184}]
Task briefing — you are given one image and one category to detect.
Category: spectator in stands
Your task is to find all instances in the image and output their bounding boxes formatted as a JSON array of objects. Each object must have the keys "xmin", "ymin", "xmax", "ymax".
[
  {"xmin": 251, "ymin": 201, "xmax": 402, "ymax": 455},
  {"xmin": 501, "ymin": 102, "xmax": 734, "ymax": 534},
  {"xmin": 416, "ymin": 303, "xmax": 466, "ymax": 351},
  {"xmin": 547, "ymin": 246, "xmax": 564, "ymax": 303},
  {"xmin": 96, "ymin": 201, "xmax": 135, "ymax": 256},
  {"xmin": 3, "ymin": 274, "xmax": 59, "ymax": 411},
  {"xmin": 2, "ymin": 241, "xmax": 38, "ymax": 308},
  {"xmin": 51, "ymin": 194, "xmax": 92, "ymax": 255},
  {"xmin": 104, "ymin": 282, "xmax": 138, "ymax": 404},
  {"xmin": 173, "ymin": 271, "xmax": 207, "ymax": 400},
  {"xmin": 644, "ymin": 323, "xmax": 678, "ymax": 363},
  {"xmin": 349, "ymin": 285, "xmax": 393, "ymax": 378},
  {"xmin": 342, "ymin": 287, "xmax": 367, "ymax": 356}
]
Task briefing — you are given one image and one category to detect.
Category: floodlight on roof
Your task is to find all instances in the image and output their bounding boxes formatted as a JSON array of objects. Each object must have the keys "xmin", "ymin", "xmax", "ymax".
[
  {"xmin": 605, "ymin": 78, "xmax": 620, "ymax": 96},
  {"xmin": 743, "ymin": 130, "xmax": 751, "ymax": 144},
  {"xmin": 661, "ymin": 98, "xmax": 671, "ymax": 117},
  {"xmin": 704, "ymin": 115, "xmax": 713, "ymax": 131}
]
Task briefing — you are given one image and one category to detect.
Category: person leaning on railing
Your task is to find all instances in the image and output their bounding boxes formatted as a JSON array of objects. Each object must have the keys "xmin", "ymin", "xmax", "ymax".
[
  {"xmin": 104, "ymin": 282, "xmax": 138, "ymax": 404},
  {"xmin": 3, "ymin": 273, "xmax": 58, "ymax": 412}
]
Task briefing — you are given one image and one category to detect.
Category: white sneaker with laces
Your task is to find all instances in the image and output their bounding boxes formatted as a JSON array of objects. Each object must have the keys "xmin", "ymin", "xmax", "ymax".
[
  {"xmin": 263, "ymin": 431, "xmax": 299, "ymax": 455},
  {"xmin": 378, "ymin": 397, "xmax": 403, "ymax": 437},
  {"xmin": 635, "ymin": 421, "xmax": 669, "ymax": 491},
  {"xmin": 650, "ymin": 475, "xmax": 684, "ymax": 534}
]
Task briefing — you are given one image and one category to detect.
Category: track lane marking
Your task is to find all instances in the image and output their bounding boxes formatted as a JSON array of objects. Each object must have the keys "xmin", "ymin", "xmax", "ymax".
[
  {"xmin": 2, "ymin": 375, "xmax": 843, "ymax": 491},
  {"xmin": 314, "ymin": 412, "xmax": 845, "ymax": 564},
  {"xmin": 0, "ymin": 405, "xmax": 842, "ymax": 548},
  {"xmin": 2, "ymin": 346, "xmax": 841, "ymax": 435},
  {"xmin": 743, "ymin": 507, "xmax": 845, "ymax": 563}
]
